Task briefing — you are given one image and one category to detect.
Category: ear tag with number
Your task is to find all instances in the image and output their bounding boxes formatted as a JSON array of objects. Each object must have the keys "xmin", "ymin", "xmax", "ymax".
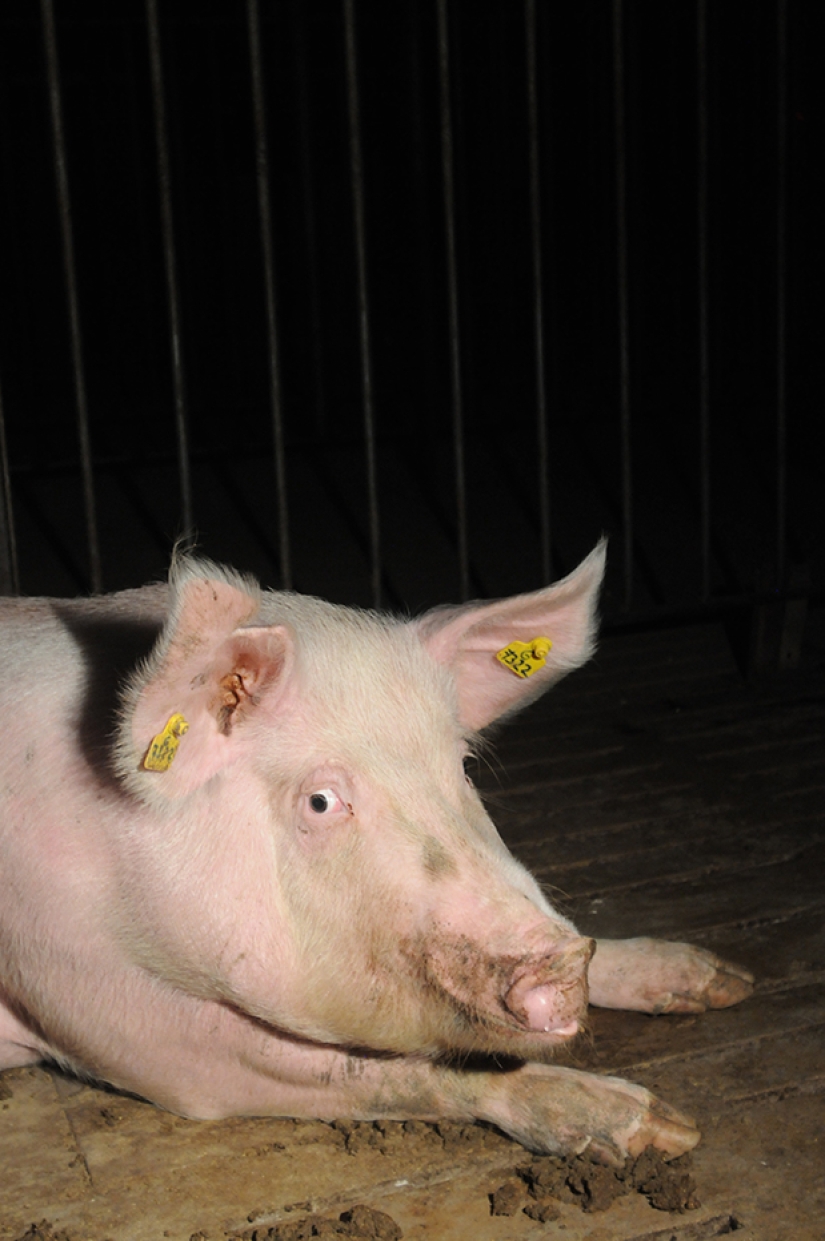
[
  {"xmin": 495, "ymin": 637, "xmax": 553, "ymax": 679},
  {"xmin": 143, "ymin": 713, "xmax": 189, "ymax": 772}
]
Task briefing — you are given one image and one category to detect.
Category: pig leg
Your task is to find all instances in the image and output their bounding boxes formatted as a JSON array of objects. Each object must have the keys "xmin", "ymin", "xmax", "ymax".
[
  {"xmin": 473, "ymin": 1061, "xmax": 699, "ymax": 1165},
  {"xmin": 214, "ymin": 1046, "xmax": 700, "ymax": 1167},
  {"xmin": 134, "ymin": 1003, "xmax": 699, "ymax": 1167},
  {"xmin": 588, "ymin": 937, "xmax": 754, "ymax": 1014}
]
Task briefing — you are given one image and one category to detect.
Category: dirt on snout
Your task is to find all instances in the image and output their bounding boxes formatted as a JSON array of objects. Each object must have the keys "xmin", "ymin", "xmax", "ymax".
[
  {"xmin": 491, "ymin": 1146, "xmax": 700, "ymax": 1218},
  {"xmin": 227, "ymin": 1204, "xmax": 402, "ymax": 1241}
]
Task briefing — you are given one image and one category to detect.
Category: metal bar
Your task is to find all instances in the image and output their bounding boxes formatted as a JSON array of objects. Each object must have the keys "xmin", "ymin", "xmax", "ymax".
[
  {"xmin": 343, "ymin": 0, "xmax": 381, "ymax": 609},
  {"xmin": 292, "ymin": 2, "xmax": 327, "ymax": 440},
  {"xmin": 0, "ymin": 375, "xmax": 19, "ymax": 595},
  {"xmin": 436, "ymin": 0, "xmax": 469, "ymax": 602},
  {"xmin": 41, "ymin": 0, "xmax": 102, "ymax": 593},
  {"xmin": 612, "ymin": 0, "xmax": 633, "ymax": 610},
  {"xmin": 145, "ymin": 0, "xmax": 193, "ymax": 540},
  {"xmin": 525, "ymin": 0, "xmax": 551, "ymax": 584},
  {"xmin": 697, "ymin": 0, "xmax": 711, "ymax": 601},
  {"xmin": 247, "ymin": 0, "xmax": 293, "ymax": 590},
  {"xmin": 776, "ymin": 0, "xmax": 788, "ymax": 588}
]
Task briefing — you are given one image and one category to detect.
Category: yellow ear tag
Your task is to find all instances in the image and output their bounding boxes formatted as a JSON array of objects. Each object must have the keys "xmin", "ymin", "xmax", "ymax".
[
  {"xmin": 143, "ymin": 713, "xmax": 189, "ymax": 772},
  {"xmin": 495, "ymin": 637, "xmax": 553, "ymax": 679}
]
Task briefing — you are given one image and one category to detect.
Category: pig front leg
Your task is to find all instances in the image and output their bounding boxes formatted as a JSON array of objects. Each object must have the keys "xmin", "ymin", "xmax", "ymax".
[
  {"xmin": 289, "ymin": 1052, "xmax": 700, "ymax": 1167},
  {"xmin": 174, "ymin": 1016, "xmax": 699, "ymax": 1167},
  {"xmin": 588, "ymin": 937, "xmax": 754, "ymax": 1014},
  {"xmin": 475, "ymin": 1062, "xmax": 699, "ymax": 1165}
]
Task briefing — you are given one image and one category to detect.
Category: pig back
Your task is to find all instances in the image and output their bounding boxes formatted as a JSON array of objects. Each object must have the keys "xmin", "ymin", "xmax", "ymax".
[
  {"xmin": 0, "ymin": 583, "xmax": 166, "ymax": 751},
  {"xmin": 0, "ymin": 584, "xmax": 169, "ymax": 849}
]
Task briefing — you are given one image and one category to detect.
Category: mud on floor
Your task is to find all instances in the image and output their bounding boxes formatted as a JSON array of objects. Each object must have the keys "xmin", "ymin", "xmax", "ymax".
[{"xmin": 12, "ymin": 1118, "xmax": 700, "ymax": 1241}]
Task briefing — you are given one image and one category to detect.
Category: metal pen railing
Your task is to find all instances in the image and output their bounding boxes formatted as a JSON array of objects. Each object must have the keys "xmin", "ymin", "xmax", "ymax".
[{"xmin": 0, "ymin": 1, "xmax": 805, "ymax": 622}]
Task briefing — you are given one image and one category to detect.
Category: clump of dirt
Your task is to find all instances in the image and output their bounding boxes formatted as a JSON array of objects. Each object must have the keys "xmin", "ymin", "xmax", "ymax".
[
  {"xmin": 563, "ymin": 1153, "xmax": 634, "ymax": 1212},
  {"xmin": 329, "ymin": 1116, "xmax": 504, "ymax": 1158},
  {"xmin": 523, "ymin": 1197, "xmax": 561, "ymax": 1223},
  {"xmin": 14, "ymin": 1224, "xmax": 75, "ymax": 1241},
  {"xmin": 229, "ymin": 1203, "xmax": 402, "ymax": 1240},
  {"xmin": 629, "ymin": 1146, "xmax": 701, "ymax": 1212},
  {"xmin": 489, "ymin": 1177, "xmax": 527, "ymax": 1216},
  {"xmin": 490, "ymin": 1146, "xmax": 700, "ymax": 1217}
]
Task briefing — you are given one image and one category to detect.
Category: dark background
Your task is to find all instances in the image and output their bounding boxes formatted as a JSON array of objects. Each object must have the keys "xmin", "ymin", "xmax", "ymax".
[{"xmin": 0, "ymin": 0, "xmax": 822, "ymax": 619}]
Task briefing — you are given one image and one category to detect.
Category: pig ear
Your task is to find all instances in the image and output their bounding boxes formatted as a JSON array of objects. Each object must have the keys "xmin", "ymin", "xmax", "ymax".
[
  {"xmin": 416, "ymin": 540, "xmax": 606, "ymax": 730},
  {"xmin": 116, "ymin": 559, "xmax": 293, "ymax": 802}
]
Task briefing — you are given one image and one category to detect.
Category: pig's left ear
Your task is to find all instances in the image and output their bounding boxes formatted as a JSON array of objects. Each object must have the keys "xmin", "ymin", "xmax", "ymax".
[
  {"xmin": 415, "ymin": 540, "xmax": 606, "ymax": 731},
  {"xmin": 116, "ymin": 558, "xmax": 293, "ymax": 803}
]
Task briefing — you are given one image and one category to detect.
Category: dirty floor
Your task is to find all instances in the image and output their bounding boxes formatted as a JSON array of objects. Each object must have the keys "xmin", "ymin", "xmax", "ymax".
[{"xmin": 2, "ymin": 618, "xmax": 824, "ymax": 1241}]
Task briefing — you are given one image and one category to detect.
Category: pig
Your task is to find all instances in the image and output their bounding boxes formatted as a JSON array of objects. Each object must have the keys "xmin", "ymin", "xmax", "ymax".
[{"xmin": 0, "ymin": 541, "xmax": 752, "ymax": 1164}]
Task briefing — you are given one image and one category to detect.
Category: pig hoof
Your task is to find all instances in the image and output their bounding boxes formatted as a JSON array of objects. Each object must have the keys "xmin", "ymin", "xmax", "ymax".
[
  {"xmin": 697, "ymin": 958, "xmax": 755, "ymax": 1009},
  {"xmin": 583, "ymin": 1080, "xmax": 700, "ymax": 1166},
  {"xmin": 588, "ymin": 939, "xmax": 754, "ymax": 1014},
  {"xmin": 655, "ymin": 951, "xmax": 755, "ymax": 1014},
  {"xmin": 491, "ymin": 1065, "xmax": 700, "ymax": 1166},
  {"xmin": 621, "ymin": 1095, "xmax": 700, "ymax": 1161}
]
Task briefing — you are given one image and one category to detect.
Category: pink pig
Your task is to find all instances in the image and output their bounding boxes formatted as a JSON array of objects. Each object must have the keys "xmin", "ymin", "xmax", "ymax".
[{"xmin": 0, "ymin": 542, "xmax": 752, "ymax": 1163}]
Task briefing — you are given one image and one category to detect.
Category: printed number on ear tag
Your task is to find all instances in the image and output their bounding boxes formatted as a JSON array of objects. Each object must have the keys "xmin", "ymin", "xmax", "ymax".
[
  {"xmin": 143, "ymin": 713, "xmax": 189, "ymax": 772},
  {"xmin": 496, "ymin": 637, "xmax": 553, "ymax": 679}
]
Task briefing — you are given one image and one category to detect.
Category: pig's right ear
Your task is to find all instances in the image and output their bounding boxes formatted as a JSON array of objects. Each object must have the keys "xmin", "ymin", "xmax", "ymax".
[{"xmin": 115, "ymin": 559, "xmax": 293, "ymax": 803}]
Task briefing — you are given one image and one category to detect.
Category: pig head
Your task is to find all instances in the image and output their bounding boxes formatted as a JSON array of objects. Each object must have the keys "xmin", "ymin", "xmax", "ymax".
[{"xmin": 109, "ymin": 542, "xmax": 606, "ymax": 1064}]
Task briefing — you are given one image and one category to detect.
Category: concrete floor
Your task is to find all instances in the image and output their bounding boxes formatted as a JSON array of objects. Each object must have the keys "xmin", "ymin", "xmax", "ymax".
[{"xmin": 1, "ymin": 617, "xmax": 823, "ymax": 1241}]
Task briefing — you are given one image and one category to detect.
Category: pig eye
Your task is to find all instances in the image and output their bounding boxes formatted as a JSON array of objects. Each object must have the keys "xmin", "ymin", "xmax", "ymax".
[
  {"xmin": 462, "ymin": 755, "xmax": 476, "ymax": 786},
  {"xmin": 308, "ymin": 789, "xmax": 341, "ymax": 815}
]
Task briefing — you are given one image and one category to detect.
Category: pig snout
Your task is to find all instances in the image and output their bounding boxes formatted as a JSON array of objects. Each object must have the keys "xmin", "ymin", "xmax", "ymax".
[{"xmin": 504, "ymin": 936, "xmax": 594, "ymax": 1035}]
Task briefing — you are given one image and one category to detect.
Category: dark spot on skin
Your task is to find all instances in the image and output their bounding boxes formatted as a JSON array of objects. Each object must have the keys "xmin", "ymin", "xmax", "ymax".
[{"xmin": 422, "ymin": 835, "xmax": 458, "ymax": 879}]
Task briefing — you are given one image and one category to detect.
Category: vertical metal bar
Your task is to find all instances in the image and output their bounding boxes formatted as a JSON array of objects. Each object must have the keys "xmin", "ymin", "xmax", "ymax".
[
  {"xmin": 612, "ymin": 0, "xmax": 633, "ymax": 610},
  {"xmin": 0, "ymin": 377, "xmax": 19, "ymax": 595},
  {"xmin": 146, "ymin": 0, "xmax": 194, "ymax": 539},
  {"xmin": 776, "ymin": 0, "xmax": 788, "ymax": 588},
  {"xmin": 292, "ymin": 2, "xmax": 326, "ymax": 439},
  {"xmin": 525, "ymin": 0, "xmax": 551, "ymax": 584},
  {"xmin": 697, "ymin": 0, "xmax": 711, "ymax": 601},
  {"xmin": 247, "ymin": 0, "xmax": 293, "ymax": 590},
  {"xmin": 436, "ymin": 0, "xmax": 469, "ymax": 602},
  {"xmin": 343, "ymin": 0, "xmax": 381, "ymax": 609},
  {"xmin": 41, "ymin": 0, "xmax": 102, "ymax": 593}
]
